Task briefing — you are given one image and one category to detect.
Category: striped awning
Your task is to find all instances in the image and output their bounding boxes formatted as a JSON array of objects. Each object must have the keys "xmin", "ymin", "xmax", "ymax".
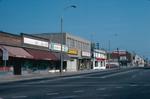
[{"xmin": 0, "ymin": 45, "xmax": 33, "ymax": 59}]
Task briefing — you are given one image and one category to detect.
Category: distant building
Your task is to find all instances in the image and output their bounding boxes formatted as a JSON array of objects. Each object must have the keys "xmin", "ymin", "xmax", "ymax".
[
  {"xmin": 92, "ymin": 49, "xmax": 107, "ymax": 69},
  {"xmin": 132, "ymin": 54, "xmax": 145, "ymax": 67},
  {"xmin": 108, "ymin": 50, "xmax": 133, "ymax": 67}
]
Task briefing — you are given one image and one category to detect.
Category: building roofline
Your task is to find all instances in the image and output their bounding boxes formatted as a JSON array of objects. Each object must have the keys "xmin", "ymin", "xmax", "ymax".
[
  {"xmin": 21, "ymin": 33, "xmax": 49, "ymax": 41},
  {"xmin": 33, "ymin": 32, "xmax": 91, "ymax": 43},
  {"xmin": 0, "ymin": 31, "xmax": 20, "ymax": 37}
]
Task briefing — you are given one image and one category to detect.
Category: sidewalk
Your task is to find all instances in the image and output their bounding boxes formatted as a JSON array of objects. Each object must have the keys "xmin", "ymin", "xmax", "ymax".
[{"xmin": 0, "ymin": 69, "xmax": 107, "ymax": 84}]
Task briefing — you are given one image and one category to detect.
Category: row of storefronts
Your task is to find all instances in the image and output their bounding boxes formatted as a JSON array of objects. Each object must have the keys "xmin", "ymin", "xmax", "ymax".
[
  {"xmin": 0, "ymin": 31, "xmax": 93, "ymax": 75},
  {"xmin": 0, "ymin": 31, "xmax": 146, "ymax": 75},
  {"xmin": 34, "ymin": 33, "xmax": 92, "ymax": 71}
]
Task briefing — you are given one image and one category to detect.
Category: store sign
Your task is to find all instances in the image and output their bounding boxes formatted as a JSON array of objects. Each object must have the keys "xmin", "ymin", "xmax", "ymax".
[
  {"xmin": 82, "ymin": 51, "xmax": 91, "ymax": 57},
  {"xmin": 94, "ymin": 49, "xmax": 106, "ymax": 54},
  {"xmin": 96, "ymin": 58, "xmax": 106, "ymax": 61},
  {"xmin": 49, "ymin": 43, "xmax": 68, "ymax": 52},
  {"xmin": 94, "ymin": 52, "xmax": 106, "ymax": 59},
  {"xmin": 23, "ymin": 37, "xmax": 49, "ymax": 48},
  {"xmin": 68, "ymin": 49, "xmax": 78, "ymax": 55},
  {"xmin": 112, "ymin": 50, "xmax": 126, "ymax": 55}
]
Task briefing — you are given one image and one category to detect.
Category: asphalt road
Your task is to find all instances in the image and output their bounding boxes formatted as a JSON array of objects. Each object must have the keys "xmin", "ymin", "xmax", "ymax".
[{"xmin": 0, "ymin": 68, "xmax": 150, "ymax": 99}]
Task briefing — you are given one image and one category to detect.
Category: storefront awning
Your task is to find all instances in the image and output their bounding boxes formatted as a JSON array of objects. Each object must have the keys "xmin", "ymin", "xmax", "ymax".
[
  {"xmin": 96, "ymin": 58, "xmax": 106, "ymax": 61},
  {"xmin": 25, "ymin": 48, "xmax": 58, "ymax": 60},
  {"xmin": 0, "ymin": 45, "xmax": 33, "ymax": 59},
  {"xmin": 0, "ymin": 50, "xmax": 2, "ymax": 56},
  {"xmin": 53, "ymin": 52, "xmax": 70, "ymax": 61}
]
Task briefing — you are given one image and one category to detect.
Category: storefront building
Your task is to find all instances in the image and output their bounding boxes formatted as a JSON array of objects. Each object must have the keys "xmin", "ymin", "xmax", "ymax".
[
  {"xmin": 133, "ymin": 54, "xmax": 145, "ymax": 67},
  {"xmin": 0, "ymin": 31, "xmax": 91, "ymax": 74},
  {"xmin": 80, "ymin": 51, "xmax": 91, "ymax": 70},
  {"xmin": 0, "ymin": 31, "xmax": 32, "ymax": 75},
  {"xmin": 21, "ymin": 33, "xmax": 58, "ymax": 73},
  {"xmin": 111, "ymin": 50, "xmax": 132, "ymax": 66},
  {"xmin": 0, "ymin": 31, "xmax": 59, "ymax": 75},
  {"xmin": 49, "ymin": 42, "xmax": 70, "ymax": 71},
  {"xmin": 34, "ymin": 33, "xmax": 91, "ymax": 71},
  {"xmin": 92, "ymin": 49, "xmax": 107, "ymax": 70}
]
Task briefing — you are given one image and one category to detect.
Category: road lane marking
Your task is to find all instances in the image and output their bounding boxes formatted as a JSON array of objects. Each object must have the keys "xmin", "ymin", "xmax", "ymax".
[
  {"xmin": 115, "ymin": 86, "xmax": 123, "ymax": 89},
  {"xmin": 100, "ymin": 70, "xmax": 137, "ymax": 79},
  {"xmin": 39, "ymin": 84, "xmax": 121, "ymax": 87},
  {"xmin": 55, "ymin": 95, "xmax": 78, "ymax": 99},
  {"xmin": 96, "ymin": 88, "xmax": 106, "ymax": 91},
  {"xmin": 129, "ymin": 84, "xmax": 138, "ymax": 87},
  {"xmin": 81, "ymin": 71, "xmax": 110, "ymax": 77},
  {"xmin": 11, "ymin": 96, "xmax": 27, "ymax": 99},
  {"xmin": 25, "ymin": 76, "xmax": 82, "ymax": 84},
  {"xmin": 73, "ymin": 90, "xmax": 84, "ymax": 93},
  {"xmin": 46, "ymin": 92, "xmax": 59, "ymax": 96}
]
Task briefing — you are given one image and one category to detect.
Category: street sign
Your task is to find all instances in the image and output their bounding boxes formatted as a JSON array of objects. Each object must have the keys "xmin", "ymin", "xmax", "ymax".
[{"xmin": 2, "ymin": 48, "xmax": 8, "ymax": 60}]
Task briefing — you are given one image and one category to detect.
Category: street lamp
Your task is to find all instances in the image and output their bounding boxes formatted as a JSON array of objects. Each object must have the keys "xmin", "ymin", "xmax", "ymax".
[
  {"xmin": 60, "ymin": 5, "xmax": 77, "ymax": 74},
  {"xmin": 108, "ymin": 40, "xmax": 111, "ymax": 69}
]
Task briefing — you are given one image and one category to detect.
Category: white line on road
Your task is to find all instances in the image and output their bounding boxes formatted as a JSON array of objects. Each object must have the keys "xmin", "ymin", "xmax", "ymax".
[
  {"xmin": 80, "ymin": 71, "xmax": 109, "ymax": 77},
  {"xmin": 96, "ymin": 88, "xmax": 107, "ymax": 91},
  {"xmin": 73, "ymin": 90, "xmax": 84, "ymax": 93},
  {"xmin": 11, "ymin": 96, "xmax": 28, "ymax": 99},
  {"xmin": 55, "ymin": 95, "xmax": 78, "ymax": 99},
  {"xmin": 100, "ymin": 70, "xmax": 138, "ymax": 79},
  {"xmin": 129, "ymin": 84, "xmax": 138, "ymax": 87},
  {"xmin": 26, "ymin": 76, "xmax": 82, "ymax": 84},
  {"xmin": 115, "ymin": 86, "xmax": 123, "ymax": 89},
  {"xmin": 46, "ymin": 92, "xmax": 59, "ymax": 96}
]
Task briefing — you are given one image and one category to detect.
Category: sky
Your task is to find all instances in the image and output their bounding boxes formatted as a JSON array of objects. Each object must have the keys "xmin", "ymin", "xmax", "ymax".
[{"xmin": 0, "ymin": 0, "xmax": 150, "ymax": 59}]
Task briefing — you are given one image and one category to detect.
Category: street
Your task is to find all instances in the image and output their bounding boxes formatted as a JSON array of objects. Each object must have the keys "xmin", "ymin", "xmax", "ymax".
[{"xmin": 0, "ymin": 68, "xmax": 150, "ymax": 99}]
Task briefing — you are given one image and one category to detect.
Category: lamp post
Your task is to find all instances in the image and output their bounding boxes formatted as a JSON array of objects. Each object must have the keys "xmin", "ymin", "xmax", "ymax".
[
  {"xmin": 108, "ymin": 40, "xmax": 111, "ymax": 69},
  {"xmin": 60, "ymin": 5, "xmax": 77, "ymax": 74}
]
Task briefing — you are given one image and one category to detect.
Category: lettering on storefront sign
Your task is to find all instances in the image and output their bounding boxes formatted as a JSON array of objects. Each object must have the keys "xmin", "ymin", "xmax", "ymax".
[
  {"xmin": 82, "ymin": 51, "xmax": 91, "ymax": 57},
  {"xmin": 94, "ymin": 52, "xmax": 106, "ymax": 59},
  {"xmin": 68, "ymin": 49, "xmax": 78, "ymax": 55},
  {"xmin": 23, "ymin": 37, "xmax": 49, "ymax": 48},
  {"xmin": 49, "ymin": 43, "xmax": 68, "ymax": 52}
]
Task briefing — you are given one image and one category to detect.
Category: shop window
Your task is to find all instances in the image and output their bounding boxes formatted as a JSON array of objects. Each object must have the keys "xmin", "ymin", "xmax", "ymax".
[{"xmin": 95, "ymin": 61, "xmax": 98, "ymax": 67}]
